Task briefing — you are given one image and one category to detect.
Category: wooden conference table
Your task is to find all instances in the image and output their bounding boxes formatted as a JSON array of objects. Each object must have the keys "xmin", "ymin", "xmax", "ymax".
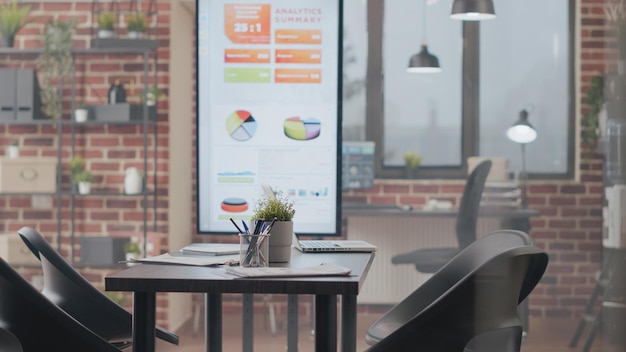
[{"xmin": 106, "ymin": 249, "xmax": 375, "ymax": 352}]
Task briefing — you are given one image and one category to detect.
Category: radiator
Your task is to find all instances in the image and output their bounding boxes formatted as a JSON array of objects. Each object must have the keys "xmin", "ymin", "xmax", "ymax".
[{"xmin": 347, "ymin": 216, "xmax": 503, "ymax": 304}]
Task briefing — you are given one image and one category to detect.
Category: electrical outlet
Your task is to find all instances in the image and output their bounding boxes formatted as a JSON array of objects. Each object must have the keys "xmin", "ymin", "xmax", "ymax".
[{"xmin": 31, "ymin": 195, "xmax": 53, "ymax": 209}]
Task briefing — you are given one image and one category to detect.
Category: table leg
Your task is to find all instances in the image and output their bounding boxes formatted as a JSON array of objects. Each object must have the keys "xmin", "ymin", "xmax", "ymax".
[
  {"xmin": 133, "ymin": 291, "xmax": 156, "ymax": 352},
  {"xmin": 315, "ymin": 294, "xmax": 337, "ymax": 352},
  {"xmin": 243, "ymin": 294, "xmax": 253, "ymax": 352},
  {"xmin": 341, "ymin": 295, "xmax": 357, "ymax": 352},
  {"xmin": 287, "ymin": 294, "xmax": 299, "ymax": 352},
  {"xmin": 206, "ymin": 293, "xmax": 222, "ymax": 352}
]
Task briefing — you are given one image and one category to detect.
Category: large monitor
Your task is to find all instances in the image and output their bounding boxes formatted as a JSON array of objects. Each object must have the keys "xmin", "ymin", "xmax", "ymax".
[{"xmin": 196, "ymin": 0, "xmax": 343, "ymax": 235}]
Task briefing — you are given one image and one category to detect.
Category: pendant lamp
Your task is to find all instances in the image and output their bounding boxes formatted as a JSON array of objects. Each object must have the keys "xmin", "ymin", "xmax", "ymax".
[
  {"xmin": 407, "ymin": 1, "xmax": 441, "ymax": 73},
  {"xmin": 450, "ymin": 0, "xmax": 496, "ymax": 21}
]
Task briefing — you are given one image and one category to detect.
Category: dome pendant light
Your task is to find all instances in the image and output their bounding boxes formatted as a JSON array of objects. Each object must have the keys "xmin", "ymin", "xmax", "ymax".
[
  {"xmin": 407, "ymin": 1, "xmax": 441, "ymax": 73},
  {"xmin": 450, "ymin": 0, "xmax": 496, "ymax": 21}
]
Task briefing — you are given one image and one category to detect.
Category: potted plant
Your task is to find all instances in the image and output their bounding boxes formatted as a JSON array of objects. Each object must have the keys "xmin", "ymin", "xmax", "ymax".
[
  {"xmin": 7, "ymin": 140, "xmax": 18, "ymax": 159},
  {"xmin": 137, "ymin": 85, "xmax": 164, "ymax": 107},
  {"xmin": 97, "ymin": 11, "xmax": 116, "ymax": 38},
  {"xmin": 124, "ymin": 239, "xmax": 141, "ymax": 266},
  {"xmin": 0, "ymin": 1, "xmax": 31, "ymax": 48},
  {"xmin": 252, "ymin": 192, "xmax": 295, "ymax": 263},
  {"xmin": 126, "ymin": 13, "xmax": 146, "ymax": 39},
  {"xmin": 581, "ymin": 75, "xmax": 605, "ymax": 157},
  {"xmin": 74, "ymin": 101, "xmax": 88, "ymax": 123},
  {"xmin": 403, "ymin": 151, "xmax": 422, "ymax": 178},
  {"xmin": 37, "ymin": 19, "xmax": 76, "ymax": 120},
  {"xmin": 70, "ymin": 156, "xmax": 93, "ymax": 195}
]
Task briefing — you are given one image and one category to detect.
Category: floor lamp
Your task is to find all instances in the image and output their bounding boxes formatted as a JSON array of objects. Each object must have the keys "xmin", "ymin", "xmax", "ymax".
[{"xmin": 506, "ymin": 109, "xmax": 537, "ymax": 208}]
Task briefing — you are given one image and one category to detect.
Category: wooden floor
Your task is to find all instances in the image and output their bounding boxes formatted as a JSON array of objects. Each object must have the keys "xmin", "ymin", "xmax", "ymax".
[{"xmin": 156, "ymin": 307, "xmax": 625, "ymax": 352}]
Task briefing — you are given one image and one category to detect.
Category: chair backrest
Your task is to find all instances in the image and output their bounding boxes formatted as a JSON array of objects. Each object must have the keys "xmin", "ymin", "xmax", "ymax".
[
  {"xmin": 0, "ymin": 257, "xmax": 122, "ymax": 352},
  {"xmin": 366, "ymin": 229, "xmax": 548, "ymax": 352},
  {"xmin": 456, "ymin": 160, "xmax": 492, "ymax": 249},
  {"xmin": 17, "ymin": 226, "xmax": 178, "ymax": 345}
]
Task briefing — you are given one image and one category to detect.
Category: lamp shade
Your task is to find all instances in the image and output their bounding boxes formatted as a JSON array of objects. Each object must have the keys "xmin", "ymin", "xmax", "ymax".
[
  {"xmin": 407, "ymin": 45, "xmax": 442, "ymax": 73},
  {"xmin": 450, "ymin": 0, "xmax": 496, "ymax": 21},
  {"xmin": 506, "ymin": 110, "xmax": 537, "ymax": 144}
]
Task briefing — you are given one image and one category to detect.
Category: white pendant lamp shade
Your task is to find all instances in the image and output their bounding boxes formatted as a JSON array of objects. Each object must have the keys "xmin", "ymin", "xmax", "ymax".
[
  {"xmin": 407, "ymin": 44, "xmax": 442, "ymax": 73},
  {"xmin": 506, "ymin": 110, "xmax": 537, "ymax": 144},
  {"xmin": 450, "ymin": 0, "xmax": 496, "ymax": 21}
]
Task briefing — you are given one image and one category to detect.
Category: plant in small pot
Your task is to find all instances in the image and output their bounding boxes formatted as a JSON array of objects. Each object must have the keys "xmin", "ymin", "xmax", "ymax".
[
  {"xmin": 97, "ymin": 11, "xmax": 116, "ymax": 38},
  {"xmin": 74, "ymin": 101, "xmax": 88, "ymax": 123},
  {"xmin": 137, "ymin": 85, "xmax": 164, "ymax": 107},
  {"xmin": 253, "ymin": 192, "xmax": 295, "ymax": 263},
  {"xmin": 123, "ymin": 239, "xmax": 141, "ymax": 266},
  {"xmin": 126, "ymin": 13, "xmax": 146, "ymax": 39},
  {"xmin": 70, "ymin": 156, "xmax": 93, "ymax": 195},
  {"xmin": 0, "ymin": 1, "xmax": 31, "ymax": 48},
  {"xmin": 403, "ymin": 151, "xmax": 422, "ymax": 179},
  {"xmin": 7, "ymin": 140, "xmax": 18, "ymax": 159}
]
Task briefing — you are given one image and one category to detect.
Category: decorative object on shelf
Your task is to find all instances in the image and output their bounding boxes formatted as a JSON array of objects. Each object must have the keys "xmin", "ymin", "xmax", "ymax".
[
  {"xmin": 403, "ymin": 151, "xmax": 422, "ymax": 179},
  {"xmin": 108, "ymin": 79, "xmax": 127, "ymax": 104},
  {"xmin": 97, "ymin": 11, "xmax": 116, "ymax": 38},
  {"xmin": 37, "ymin": 19, "xmax": 76, "ymax": 121},
  {"xmin": 407, "ymin": 0, "xmax": 441, "ymax": 73},
  {"xmin": 124, "ymin": 167, "xmax": 143, "ymax": 195},
  {"xmin": 137, "ymin": 85, "xmax": 163, "ymax": 106},
  {"xmin": 0, "ymin": 1, "xmax": 31, "ymax": 48},
  {"xmin": 123, "ymin": 238, "xmax": 141, "ymax": 266},
  {"xmin": 506, "ymin": 109, "xmax": 537, "ymax": 209},
  {"xmin": 253, "ymin": 192, "xmax": 295, "ymax": 263},
  {"xmin": 126, "ymin": 12, "xmax": 146, "ymax": 39},
  {"xmin": 7, "ymin": 140, "xmax": 18, "ymax": 159},
  {"xmin": 70, "ymin": 156, "xmax": 94, "ymax": 195},
  {"xmin": 74, "ymin": 102, "xmax": 88, "ymax": 123},
  {"xmin": 450, "ymin": 0, "xmax": 496, "ymax": 21}
]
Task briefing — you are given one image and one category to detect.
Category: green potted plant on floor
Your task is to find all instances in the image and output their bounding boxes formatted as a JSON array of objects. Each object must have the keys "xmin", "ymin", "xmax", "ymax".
[{"xmin": 0, "ymin": 1, "xmax": 31, "ymax": 48}]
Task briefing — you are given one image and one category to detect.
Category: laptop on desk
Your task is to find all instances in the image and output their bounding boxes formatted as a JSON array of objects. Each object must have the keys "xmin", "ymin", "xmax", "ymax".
[{"xmin": 292, "ymin": 233, "xmax": 377, "ymax": 253}]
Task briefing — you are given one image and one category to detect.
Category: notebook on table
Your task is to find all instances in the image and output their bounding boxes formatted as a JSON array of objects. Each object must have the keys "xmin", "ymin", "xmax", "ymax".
[{"xmin": 292, "ymin": 233, "xmax": 377, "ymax": 253}]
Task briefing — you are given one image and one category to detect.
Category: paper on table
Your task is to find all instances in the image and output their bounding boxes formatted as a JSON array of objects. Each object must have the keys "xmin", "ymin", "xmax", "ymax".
[
  {"xmin": 129, "ymin": 253, "xmax": 239, "ymax": 266},
  {"xmin": 224, "ymin": 263, "xmax": 352, "ymax": 278},
  {"xmin": 180, "ymin": 243, "xmax": 240, "ymax": 256}
]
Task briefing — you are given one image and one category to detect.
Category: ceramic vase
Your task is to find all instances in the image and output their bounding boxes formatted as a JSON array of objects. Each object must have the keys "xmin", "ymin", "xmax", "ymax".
[{"xmin": 268, "ymin": 221, "xmax": 293, "ymax": 263}]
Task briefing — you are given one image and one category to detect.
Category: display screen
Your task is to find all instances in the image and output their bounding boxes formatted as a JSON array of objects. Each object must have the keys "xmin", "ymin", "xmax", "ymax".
[{"xmin": 196, "ymin": 0, "xmax": 343, "ymax": 235}]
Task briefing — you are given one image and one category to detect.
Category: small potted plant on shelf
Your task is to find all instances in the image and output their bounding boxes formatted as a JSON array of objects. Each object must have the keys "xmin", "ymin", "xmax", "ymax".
[
  {"xmin": 403, "ymin": 151, "xmax": 422, "ymax": 179},
  {"xmin": 7, "ymin": 140, "xmax": 19, "ymax": 159},
  {"xmin": 126, "ymin": 13, "xmax": 146, "ymax": 39},
  {"xmin": 252, "ymin": 190, "xmax": 296, "ymax": 263},
  {"xmin": 97, "ymin": 11, "xmax": 116, "ymax": 38},
  {"xmin": 70, "ymin": 156, "xmax": 94, "ymax": 195},
  {"xmin": 123, "ymin": 239, "xmax": 141, "ymax": 266},
  {"xmin": 137, "ymin": 85, "xmax": 164, "ymax": 107},
  {"xmin": 74, "ymin": 101, "xmax": 88, "ymax": 123},
  {"xmin": 0, "ymin": 1, "xmax": 31, "ymax": 48}
]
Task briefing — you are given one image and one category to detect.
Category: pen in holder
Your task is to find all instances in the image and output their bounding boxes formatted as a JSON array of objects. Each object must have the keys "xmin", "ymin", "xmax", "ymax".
[{"xmin": 239, "ymin": 233, "xmax": 269, "ymax": 268}]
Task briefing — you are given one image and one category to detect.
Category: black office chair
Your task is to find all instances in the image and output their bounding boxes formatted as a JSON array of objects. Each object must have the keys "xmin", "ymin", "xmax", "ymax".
[
  {"xmin": 17, "ymin": 226, "xmax": 179, "ymax": 348},
  {"xmin": 366, "ymin": 230, "xmax": 548, "ymax": 352},
  {"xmin": 0, "ymin": 257, "xmax": 123, "ymax": 352},
  {"xmin": 392, "ymin": 159, "xmax": 492, "ymax": 273},
  {"xmin": 0, "ymin": 327, "xmax": 23, "ymax": 352}
]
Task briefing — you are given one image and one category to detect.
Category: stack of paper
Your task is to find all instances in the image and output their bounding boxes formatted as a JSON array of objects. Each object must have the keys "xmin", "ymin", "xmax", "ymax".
[
  {"xmin": 129, "ymin": 253, "xmax": 239, "ymax": 266},
  {"xmin": 179, "ymin": 243, "xmax": 240, "ymax": 256},
  {"xmin": 224, "ymin": 263, "xmax": 352, "ymax": 278}
]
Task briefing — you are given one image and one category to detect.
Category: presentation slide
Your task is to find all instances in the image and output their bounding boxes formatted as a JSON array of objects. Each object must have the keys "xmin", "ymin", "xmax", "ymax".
[{"xmin": 196, "ymin": 0, "xmax": 342, "ymax": 235}]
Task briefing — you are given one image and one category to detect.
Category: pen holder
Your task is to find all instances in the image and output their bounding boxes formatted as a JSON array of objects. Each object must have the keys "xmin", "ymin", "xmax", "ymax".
[{"xmin": 239, "ymin": 233, "xmax": 269, "ymax": 268}]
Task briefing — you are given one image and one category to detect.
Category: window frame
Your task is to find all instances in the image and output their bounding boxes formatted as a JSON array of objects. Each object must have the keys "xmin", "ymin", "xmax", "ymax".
[{"xmin": 364, "ymin": 0, "xmax": 575, "ymax": 180}]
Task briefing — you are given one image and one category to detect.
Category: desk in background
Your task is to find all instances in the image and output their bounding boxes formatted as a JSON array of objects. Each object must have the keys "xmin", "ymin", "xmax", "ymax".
[
  {"xmin": 343, "ymin": 205, "xmax": 540, "ymax": 304},
  {"xmin": 106, "ymin": 250, "xmax": 374, "ymax": 352}
]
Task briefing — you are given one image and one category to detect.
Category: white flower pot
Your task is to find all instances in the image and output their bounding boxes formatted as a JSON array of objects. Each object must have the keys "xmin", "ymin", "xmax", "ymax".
[
  {"xmin": 98, "ymin": 29, "xmax": 114, "ymax": 38},
  {"xmin": 78, "ymin": 181, "xmax": 91, "ymax": 195},
  {"xmin": 7, "ymin": 145, "xmax": 19, "ymax": 159},
  {"xmin": 74, "ymin": 109, "xmax": 88, "ymax": 123},
  {"xmin": 125, "ymin": 252, "xmax": 140, "ymax": 266},
  {"xmin": 128, "ymin": 31, "xmax": 144, "ymax": 39},
  {"xmin": 124, "ymin": 167, "xmax": 143, "ymax": 195}
]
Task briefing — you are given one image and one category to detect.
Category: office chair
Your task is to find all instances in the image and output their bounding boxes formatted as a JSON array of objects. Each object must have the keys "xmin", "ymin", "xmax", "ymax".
[
  {"xmin": 0, "ymin": 257, "xmax": 123, "ymax": 352},
  {"xmin": 366, "ymin": 230, "xmax": 548, "ymax": 352},
  {"xmin": 392, "ymin": 159, "xmax": 492, "ymax": 273},
  {"xmin": 17, "ymin": 226, "xmax": 179, "ymax": 347}
]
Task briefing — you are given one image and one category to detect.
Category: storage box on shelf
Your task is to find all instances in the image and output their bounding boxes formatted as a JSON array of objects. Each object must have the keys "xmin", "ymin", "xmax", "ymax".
[{"xmin": 0, "ymin": 157, "xmax": 56, "ymax": 193}]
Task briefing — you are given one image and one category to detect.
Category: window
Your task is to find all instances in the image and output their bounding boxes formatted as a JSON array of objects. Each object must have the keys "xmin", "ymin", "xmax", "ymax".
[{"xmin": 343, "ymin": 0, "xmax": 574, "ymax": 179}]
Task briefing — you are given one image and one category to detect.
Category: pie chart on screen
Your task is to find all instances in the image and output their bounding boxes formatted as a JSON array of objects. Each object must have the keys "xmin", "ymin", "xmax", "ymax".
[
  {"xmin": 283, "ymin": 117, "xmax": 321, "ymax": 140},
  {"xmin": 226, "ymin": 110, "xmax": 257, "ymax": 141}
]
